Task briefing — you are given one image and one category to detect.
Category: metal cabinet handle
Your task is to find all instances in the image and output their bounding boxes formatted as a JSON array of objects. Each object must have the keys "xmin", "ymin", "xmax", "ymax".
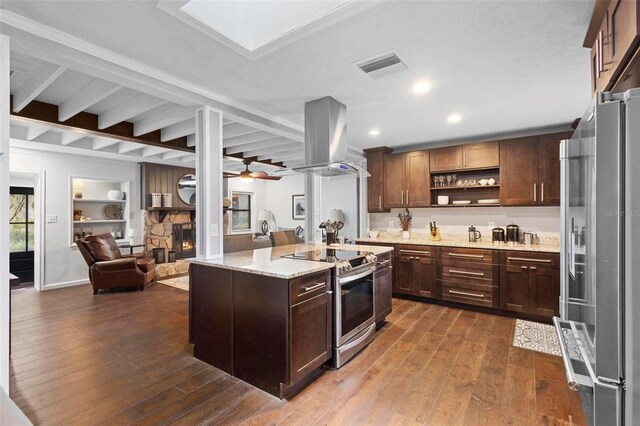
[
  {"xmin": 530, "ymin": 266, "xmax": 537, "ymax": 270},
  {"xmin": 448, "ymin": 253, "xmax": 484, "ymax": 259},
  {"xmin": 533, "ymin": 183, "xmax": 537, "ymax": 202},
  {"xmin": 449, "ymin": 290, "xmax": 484, "ymax": 299},
  {"xmin": 406, "ymin": 190, "xmax": 409, "ymax": 205},
  {"xmin": 401, "ymin": 190, "xmax": 404, "ymax": 205},
  {"xmin": 379, "ymin": 195, "xmax": 382, "ymax": 210},
  {"xmin": 449, "ymin": 269, "xmax": 485, "ymax": 277},
  {"xmin": 302, "ymin": 282, "xmax": 326, "ymax": 292},
  {"xmin": 508, "ymin": 256, "xmax": 552, "ymax": 263},
  {"xmin": 541, "ymin": 183, "xmax": 544, "ymax": 203},
  {"xmin": 400, "ymin": 250, "xmax": 430, "ymax": 256},
  {"xmin": 522, "ymin": 266, "xmax": 528, "ymax": 270}
]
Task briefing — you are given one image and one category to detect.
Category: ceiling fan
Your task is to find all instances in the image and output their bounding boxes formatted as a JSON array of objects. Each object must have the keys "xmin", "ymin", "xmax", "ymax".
[{"xmin": 223, "ymin": 159, "xmax": 282, "ymax": 183}]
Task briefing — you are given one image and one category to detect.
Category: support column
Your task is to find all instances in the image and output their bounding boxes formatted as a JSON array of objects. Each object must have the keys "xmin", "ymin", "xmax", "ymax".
[
  {"xmin": 304, "ymin": 172, "xmax": 322, "ymax": 243},
  {"xmin": 195, "ymin": 106, "xmax": 223, "ymax": 259},
  {"xmin": 0, "ymin": 34, "xmax": 10, "ymax": 392}
]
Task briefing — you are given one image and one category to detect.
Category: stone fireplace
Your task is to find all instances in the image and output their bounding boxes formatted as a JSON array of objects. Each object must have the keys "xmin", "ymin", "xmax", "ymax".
[{"xmin": 143, "ymin": 210, "xmax": 195, "ymax": 260}]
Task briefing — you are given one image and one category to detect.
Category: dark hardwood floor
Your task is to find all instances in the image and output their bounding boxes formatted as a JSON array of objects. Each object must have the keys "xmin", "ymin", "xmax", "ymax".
[{"xmin": 9, "ymin": 282, "xmax": 586, "ymax": 425}]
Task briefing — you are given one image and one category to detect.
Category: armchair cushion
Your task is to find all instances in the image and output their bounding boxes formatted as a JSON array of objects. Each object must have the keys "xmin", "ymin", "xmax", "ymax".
[
  {"xmin": 92, "ymin": 257, "xmax": 137, "ymax": 272},
  {"xmin": 84, "ymin": 234, "xmax": 122, "ymax": 261},
  {"xmin": 136, "ymin": 258, "xmax": 155, "ymax": 273}
]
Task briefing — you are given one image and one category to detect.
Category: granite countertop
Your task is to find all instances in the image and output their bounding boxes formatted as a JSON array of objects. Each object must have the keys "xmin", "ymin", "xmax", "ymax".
[
  {"xmin": 188, "ymin": 243, "xmax": 394, "ymax": 279},
  {"xmin": 356, "ymin": 232, "xmax": 560, "ymax": 253}
]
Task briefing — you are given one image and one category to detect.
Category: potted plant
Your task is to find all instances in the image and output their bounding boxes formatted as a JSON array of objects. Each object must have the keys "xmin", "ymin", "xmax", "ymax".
[{"xmin": 398, "ymin": 208, "xmax": 412, "ymax": 239}]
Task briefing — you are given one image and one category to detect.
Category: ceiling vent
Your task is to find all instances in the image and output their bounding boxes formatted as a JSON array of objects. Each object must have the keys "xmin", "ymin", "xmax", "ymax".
[{"xmin": 356, "ymin": 50, "xmax": 407, "ymax": 79}]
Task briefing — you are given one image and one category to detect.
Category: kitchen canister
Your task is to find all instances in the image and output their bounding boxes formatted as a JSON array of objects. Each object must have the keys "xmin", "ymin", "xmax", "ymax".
[
  {"xmin": 107, "ymin": 190, "xmax": 124, "ymax": 201},
  {"xmin": 162, "ymin": 193, "xmax": 173, "ymax": 208},
  {"xmin": 151, "ymin": 193, "xmax": 162, "ymax": 208}
]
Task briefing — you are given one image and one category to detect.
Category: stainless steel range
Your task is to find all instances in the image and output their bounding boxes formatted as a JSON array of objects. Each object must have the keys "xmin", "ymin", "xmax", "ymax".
[{"xmin": 282, "ymin": 248, "xmax": 378, "ymax": 367}]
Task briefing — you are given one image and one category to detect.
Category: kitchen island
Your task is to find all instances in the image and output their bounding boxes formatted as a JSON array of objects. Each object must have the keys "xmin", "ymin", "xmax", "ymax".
[{"xmin": 188, "ymin": 243, "xmax": 393, "ymax": 398}]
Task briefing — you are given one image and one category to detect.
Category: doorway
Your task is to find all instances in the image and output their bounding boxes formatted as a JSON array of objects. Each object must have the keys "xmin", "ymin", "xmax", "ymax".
[{"xmin": 9, "ymin": 186, "xmax": 34, "ymax": 287}]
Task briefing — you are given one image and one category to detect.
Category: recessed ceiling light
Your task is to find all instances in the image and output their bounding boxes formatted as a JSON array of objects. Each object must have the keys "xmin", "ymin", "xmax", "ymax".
[
  {"xmin": 413, "ymin": 80, "xmax": 432, "ymax": 95},
  {"xmin": 369, "ymin": 129, "xmax": 380, "ymax": 136},
  {"xmin": 447, "ymin": 113, "xmax": 462, "ymax": 123}
]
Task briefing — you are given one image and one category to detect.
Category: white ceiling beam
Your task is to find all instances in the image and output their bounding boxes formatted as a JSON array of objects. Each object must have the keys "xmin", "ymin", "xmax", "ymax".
[
  {"xmin": 12, "ymin": 62, "xmax": 66, "ymax": 112},
  {"xmin": 92, "ymin": 137, "xmax": 120, "ymax": 150},
  {"xmin": 241, "ymin": 142, "xmax": 303, "ymax": 158},
  {"xmin": 98, "ymin": 94, "xmax": 167, "ymax": 129},
  {"xmin": 25, "ymin": 123, "xmax": 50, "ymax": 141},
  {"xmin": 223, "ymin": 118, "xmax": 232, "ymax": 125},
  {"xmin": 133, "ymin": 105, "xmax": 195, "ymax": 136},
  {"xmin": 59, "ymin": 132, "xmax": 87, "ymax": 146},
  {"xmin": 225, "ymin": 137, "xmax": 292, "ymax": 154},
  {"xmin": 161, "ymin": 118, "xmax": 194, "ymax": 142},
  {"xmin": 117, "ymin": 141, "xmax": 143, "ymax": 154},
  {"xmin": 186, "ymin": 134, "xmax": 195, "ymax": 147},
  {"xmin": 263, "ymin": 152, "xmax": 304, "ymax": 162},
  {"xmin": 180, "ymin": 154, "xmax": 196, "ymax": 163},
  {"xmin": 161, "ymin": 150, "xmax": 190, "ymax": 161},
  {"xmin": 141, "ymin": 145, "xmax": 167, "ymax": 158},
  {"xmin": 223, "ymin": 122, "xmax": 257, "ymax": 139},
  {"xmin": 223, "ymin": 131, "xmax": 275, "ymax": 148},
  {"xmin": 58, "ymin": 79, "xmax": 122, "ymax": 122}
]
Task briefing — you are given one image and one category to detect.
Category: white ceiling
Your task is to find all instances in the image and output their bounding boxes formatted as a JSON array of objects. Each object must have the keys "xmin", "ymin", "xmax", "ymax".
[{"xmin": 1, "ymin": 0, "xmax": 594, "ymax": 149}]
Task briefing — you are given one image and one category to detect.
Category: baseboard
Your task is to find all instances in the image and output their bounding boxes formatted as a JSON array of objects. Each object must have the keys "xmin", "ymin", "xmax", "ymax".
[{"xmin": 43, "ymin": 279, "xmax": 90, "ymax": 291}]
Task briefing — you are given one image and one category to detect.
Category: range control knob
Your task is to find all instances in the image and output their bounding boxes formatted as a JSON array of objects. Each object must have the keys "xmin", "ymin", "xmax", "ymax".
[{"xmin": 364, "ymin": 254, "xmax": 378, "ymax": 264}]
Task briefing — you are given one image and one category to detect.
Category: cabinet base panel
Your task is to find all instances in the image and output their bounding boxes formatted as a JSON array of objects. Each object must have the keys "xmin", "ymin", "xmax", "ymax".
[{"xmin": 391, "ymin": 293, "xmax": 554, "ymax": 324}]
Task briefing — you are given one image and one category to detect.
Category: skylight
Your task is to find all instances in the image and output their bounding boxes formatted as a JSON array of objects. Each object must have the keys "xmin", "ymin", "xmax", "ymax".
[{"xmin": 180, "ymin": 0, "xmax": 355, "ymax": 52}]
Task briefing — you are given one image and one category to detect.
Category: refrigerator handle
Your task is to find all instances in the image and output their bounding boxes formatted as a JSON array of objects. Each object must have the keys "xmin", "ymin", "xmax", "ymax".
[{"xmin": 553, "ymin": 317, "xmax": 580, "ymax": 391}]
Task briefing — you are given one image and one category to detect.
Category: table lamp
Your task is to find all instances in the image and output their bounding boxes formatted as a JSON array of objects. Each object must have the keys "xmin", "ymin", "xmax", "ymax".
[{"xmin": 258, "ymin": 210, "xmax": 274, "ymax": 235}]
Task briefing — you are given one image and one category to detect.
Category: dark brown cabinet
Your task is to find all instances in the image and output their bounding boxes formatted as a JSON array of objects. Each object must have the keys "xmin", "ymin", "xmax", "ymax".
[
  {"xmin": 374, "ymin": 252, "xmax": 393, "ymax": 324},
  {"xmin": 500, "ymin": 132, "xmax": 569, "ymax": 206},
  {"xmin": 383, "ymin": 151, "xmax": 430, "ymax": 208},
  {"xmin": 430, "ymin": 142, "xmax": 499, "ymax": 172},
  {"xmin": 394, "ymin": 246, "xmax": 437, "ymax": 298},
  {"xmin": 430, "ymin": 146, "xmax": 462, "ymax": 172},
  {"xmin": 190, "ymin": 266, "xmax": 331, "ymax": 398},
  {"xmin": 438, "ymin": 247, "xmax": 499, "ymax": 308},
  {"xmin": 462, "ymin": 142, "xmax": 500, "ymax": 170},
  {"xmin": 290, "ymin": 290, "xmax": 332, "ymax": 385},
  {"xmin": 364, "ymin": 147, "xmax": 391, "ymax": 213},
  {"xmin": 499, "ymin": 251, "xmax": 560, "ymax": 319}
]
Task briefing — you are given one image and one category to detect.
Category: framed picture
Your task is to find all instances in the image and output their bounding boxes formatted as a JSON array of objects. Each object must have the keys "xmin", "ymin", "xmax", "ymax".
[{"xmin": 292, "ymin": 194, "xmax": 306, "ymax": 220}]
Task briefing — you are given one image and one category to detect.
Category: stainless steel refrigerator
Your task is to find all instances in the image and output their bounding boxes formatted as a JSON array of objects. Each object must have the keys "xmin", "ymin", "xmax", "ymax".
[{"xmin": 556, "ymin": 89, "xmax": 640, "ymax": 425}]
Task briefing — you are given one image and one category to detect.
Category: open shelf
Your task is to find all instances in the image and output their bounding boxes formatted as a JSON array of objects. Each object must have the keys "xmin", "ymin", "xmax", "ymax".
[
  {"xmin": 73, "ymin": 198, "xmax": 126, "ymax": 203},
  {"xmin": 431, "ymin": 185, "xmax": 500, "ymax": 191},
  {"xmin": 432, "ymin": 203, "xmax": 501, "ymax": 208},
  {"xmin": 146, "ymin": 207, "xmax": 195, "ymax": 211},
  {"xmin": 73, "ymin": 219, "xmax": 127, "ymax": 224}
]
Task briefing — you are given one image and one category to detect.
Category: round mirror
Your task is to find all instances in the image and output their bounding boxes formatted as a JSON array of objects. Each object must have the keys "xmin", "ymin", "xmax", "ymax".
[{"xmin": 177, "ymin": 174, "xmax": 196, "ymax": 205}]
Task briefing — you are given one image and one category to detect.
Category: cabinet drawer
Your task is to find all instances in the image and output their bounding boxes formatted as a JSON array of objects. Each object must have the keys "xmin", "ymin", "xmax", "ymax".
[
  {"xmin": 396, "ymin": 245, "xmax": 435, "ymax": 258},
  {"xmin": 500, "ymin": 251, "xmax": 559, "ymax": 269},
  {"xmin": 440, "ymin": 265, "xmax": 494, "ymax": 284},
  {"xmin": 290, "ymin": 271, "xmax": 330, "ymax": 306},
  {"xmin": 440, "ymin": 280, "xmax": 497, "ymax": 308},
  {"xmin": 438, "ymin": 247, "xmax": 496, "ymax": 265}
]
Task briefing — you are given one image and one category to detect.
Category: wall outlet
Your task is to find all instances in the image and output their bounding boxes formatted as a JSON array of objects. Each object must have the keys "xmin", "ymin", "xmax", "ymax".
[
  {"xmin": 389, "ymin": 220, "xmax": 394, "ymax": 228},
  {"xmin": 47, "ymin": 215, "xmax": 58, "ymax": 224},
  {"xmin": 211, "ymin": 224, "xmax": 219, "ymax": 237}
]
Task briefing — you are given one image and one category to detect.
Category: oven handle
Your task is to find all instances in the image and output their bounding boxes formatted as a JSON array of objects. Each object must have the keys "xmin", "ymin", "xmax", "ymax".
[{"xmin": 338, "ymin": 267, "xmax": 376, "ymax": 285}]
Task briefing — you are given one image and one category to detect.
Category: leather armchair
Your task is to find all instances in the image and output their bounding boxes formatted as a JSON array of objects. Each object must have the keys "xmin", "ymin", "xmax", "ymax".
[{"xmin": 76, "ymin": 233, "xmax": 156, "ymax": 294}]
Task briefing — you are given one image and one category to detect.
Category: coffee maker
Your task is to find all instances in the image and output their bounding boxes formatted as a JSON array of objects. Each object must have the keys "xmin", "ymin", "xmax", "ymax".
[{"xmin": 506, "ymin": 223, "xmax": 520, "ymax": 244}]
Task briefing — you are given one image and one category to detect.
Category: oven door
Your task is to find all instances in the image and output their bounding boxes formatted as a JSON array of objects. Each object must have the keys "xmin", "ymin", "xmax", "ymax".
[{"xmin": 335, "ymin": 267, "xmax": 375, "ymax": 347}]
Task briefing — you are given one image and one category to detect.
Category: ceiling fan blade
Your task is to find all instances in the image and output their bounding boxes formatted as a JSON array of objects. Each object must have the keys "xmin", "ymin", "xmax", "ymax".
[
  {"xmin": 250, "ymin": 171, "xmax": 269, "ymax": 178},
  {"xmin": 256, "ymin": 175, "xmax": 282, "ymax": 181},
  {"xmin": 223, "ymin": 172, "xmax": 240, "ymax": 179}
]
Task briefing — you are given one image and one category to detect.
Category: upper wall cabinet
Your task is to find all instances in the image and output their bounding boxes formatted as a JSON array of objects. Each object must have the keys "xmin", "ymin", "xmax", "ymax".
[
  {"xmin": 383, "ymin": 151, "xmax": 430, "ymax": 209},
  {"xmin": 364, "ymin": 147, "xmax": 391, "ymax": 213},
  {"xmin": 500, "ymin": 132, "xmax": 571, "ymax": 206},
  {"xmin": 430, "ymin": 142, "xmax": 499, "ymax": 172},
  {"xmin": 586, "ymin": 0, "xmax": 640, "ymax": 94}
]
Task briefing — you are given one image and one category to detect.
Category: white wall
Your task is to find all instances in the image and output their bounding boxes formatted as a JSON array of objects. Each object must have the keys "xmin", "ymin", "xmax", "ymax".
[
  {"xmin": 322, "ymin": 174, "xmax": 359, "ymax": 241},
  {"xmin": 369, "ymin": 206, "xmax": 560, "ymax": 238},
  {"xmin": 264, "ymin": 174, "xmax": 305, "ymax": 230},
  {"xmin": 10, "ymin": 147, "xmax": 142, "ymax": 290}
]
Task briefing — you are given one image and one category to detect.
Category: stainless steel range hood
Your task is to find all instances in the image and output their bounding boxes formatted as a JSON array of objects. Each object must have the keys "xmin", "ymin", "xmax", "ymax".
[{"xmin": 290, "ymin": 96, "xmax": 367, "ymax": 177}]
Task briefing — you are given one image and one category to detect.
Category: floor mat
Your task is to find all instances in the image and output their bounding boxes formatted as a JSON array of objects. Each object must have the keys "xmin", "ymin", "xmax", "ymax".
[
  {"xmin": 155, "ymin": 275, "xmax": 189, "ymax": 291},
  {"xmin": 512, "ymin": 319, "xmax": 560, "ymax": 356}
]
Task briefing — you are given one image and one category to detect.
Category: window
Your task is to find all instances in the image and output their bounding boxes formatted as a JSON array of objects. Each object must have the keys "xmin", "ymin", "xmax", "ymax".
[
  {"xmin": 9, "ymin": 187, "xmax": 35, "ymax": 253},
  {"xmin": 229, "ymin": 191, "xmax": 252, "ymax": 233}
]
